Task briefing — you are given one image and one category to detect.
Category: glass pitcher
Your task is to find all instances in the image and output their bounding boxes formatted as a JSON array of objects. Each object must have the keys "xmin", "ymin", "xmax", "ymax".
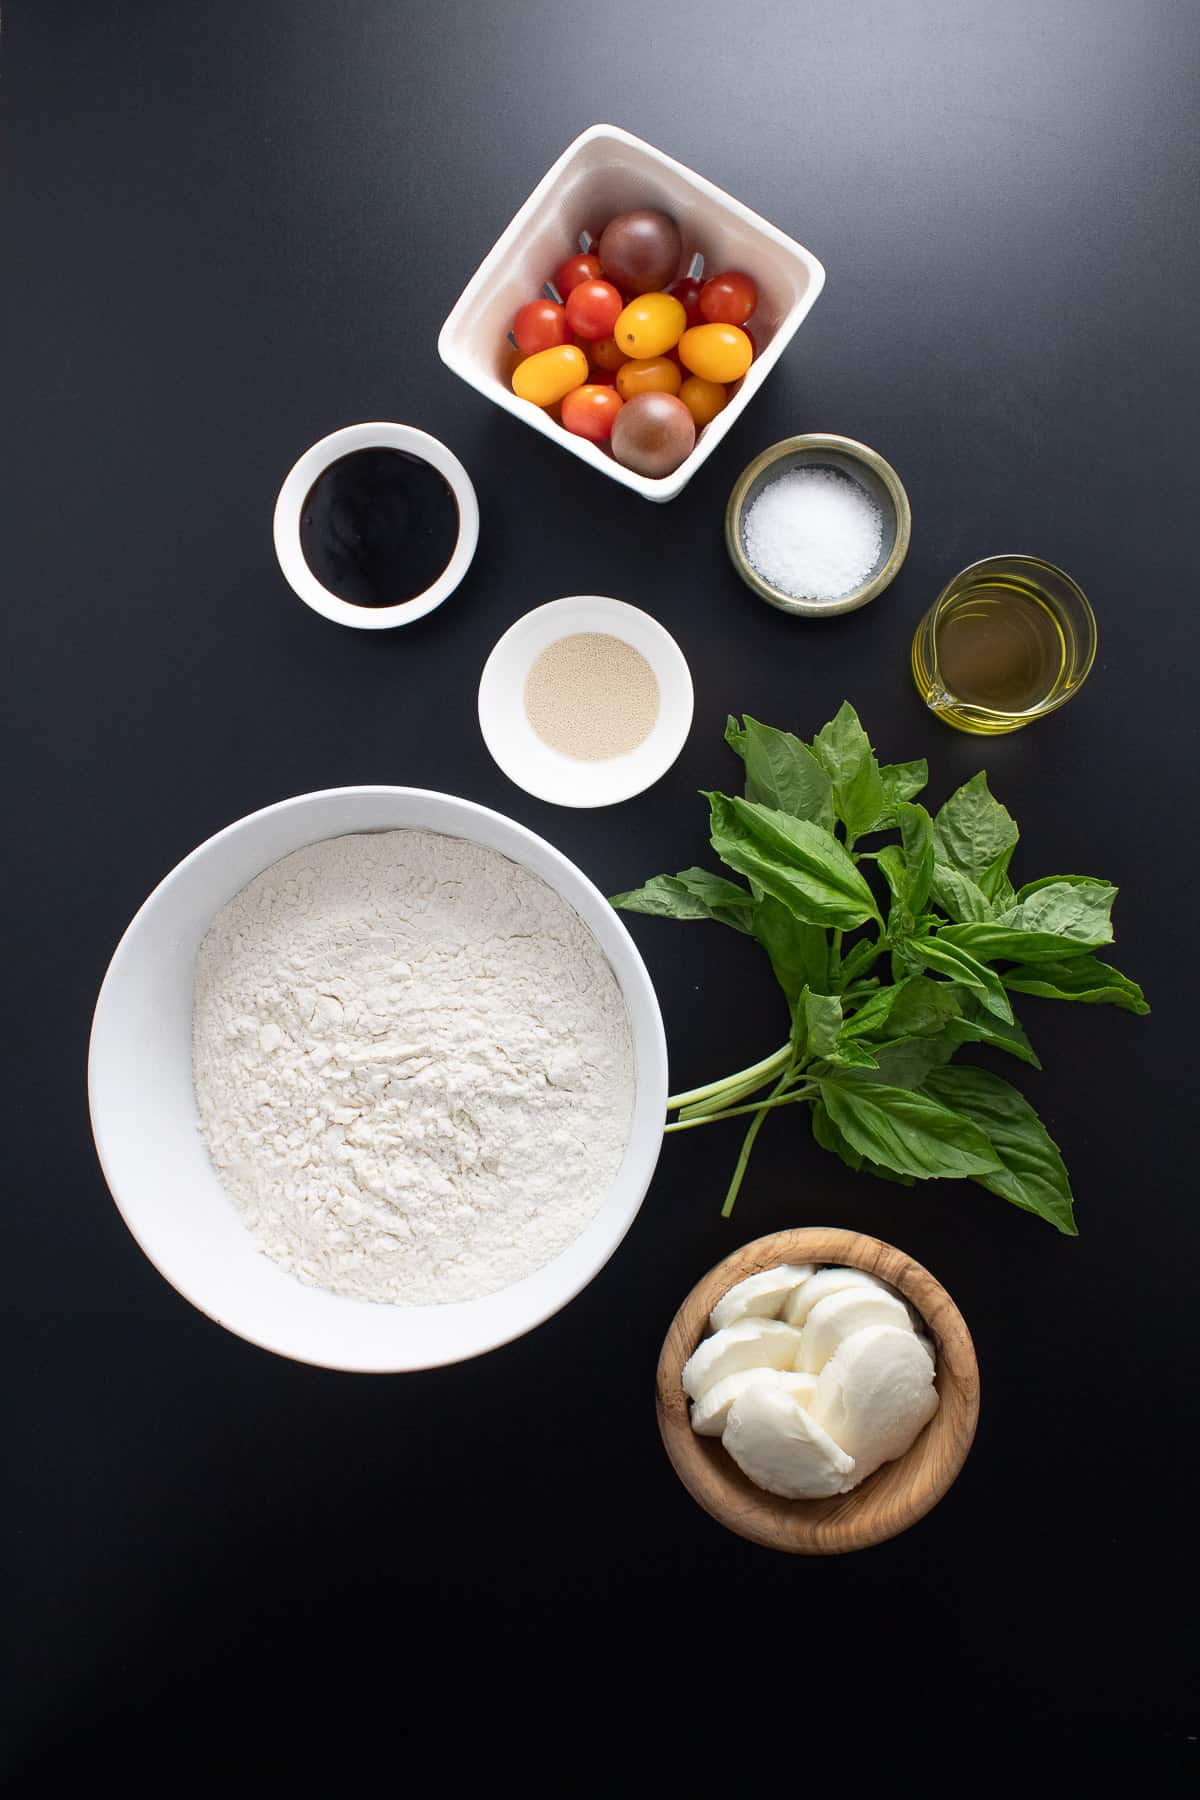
[{"xmin": 911, "ymin": 554, "xmax": 1097, "ymax": 735}]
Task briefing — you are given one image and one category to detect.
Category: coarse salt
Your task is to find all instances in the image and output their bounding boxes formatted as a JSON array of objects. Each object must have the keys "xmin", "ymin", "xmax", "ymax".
[{"xmin": 742, "ymin": 467, "xmax": 883, "ymax": 601}]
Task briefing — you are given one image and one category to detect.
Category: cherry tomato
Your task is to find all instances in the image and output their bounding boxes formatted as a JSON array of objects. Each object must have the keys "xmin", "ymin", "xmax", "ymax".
[
  {"xmin": 699, "ymin": 270, "xmax": 758, "ymax": 327},
  {"xmin": 553, "ymin": 252, "xmax": 603, "ymax": 297},
  {"xmin": 512, "ymin": 298, "xmax": 570, "ymax": 356},
  {"xmin": 616, "ymin": 355, "xmax": 681, "ymax": 401},
  {"xmin": 614, "ymin": 292, "xmax": 687, "ymax": 360},
  {"xmin": 666, "ymin": 276, "xmax": 704, "ymax": 329},
  {"xmin": 678, "ymin": 375, "xmax": 728, "ymax": 428},
  {"xmin": 597, "ymin": 211, "xmax": 682, "ymax": 295},
  {"xmin": 677, "ymin": 323, "xmax": 753, "ymax": 384},
  {"xmin": 564, "ymin": 279, "xmax": 623, "ymax": 341},
  {"xmin": 587, "ymin": 336, "xmax": 627, "ymax": 373},
  {"xmin": 584, "ymin": 364, "xmax": 617, "ymax": 386},
  {"xmin": 561, "ymin": 383, "xmax": 623, "ymax": 443},
  {"xmin": 512, "ymin": 343, "xmax": 588, "ymax": 407},
  {"xmin": 610, "ymin": 392, "xmax": 695, "ymax": 478}
]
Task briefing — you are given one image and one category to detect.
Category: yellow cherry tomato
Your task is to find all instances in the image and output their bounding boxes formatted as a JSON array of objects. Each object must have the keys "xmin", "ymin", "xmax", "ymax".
[
  {"xmin": 614, "ymin": 292, "xmax": 687, "ymax": 360},
  {"xmin": 512, "ymin": 343, "xmax": 588, "ymax": 407},
  {"xmin": 616, "ymin": 355, "xmax": 681, "ymax": 400},
  {"xmin": 678, "ymin": 375, "xmax": 728, "ymax": 427},
  {"xmin": 678, "ymin": 323, "xmax": 753, "ymax": 384}
]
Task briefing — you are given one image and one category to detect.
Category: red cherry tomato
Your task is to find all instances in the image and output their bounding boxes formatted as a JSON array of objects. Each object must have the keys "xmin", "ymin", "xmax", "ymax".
[
  {"xmin": 512, "ymin": 298, "xmax": 570, "ymax": 355},
  {"xmin": 553, "ymin": 252, "xmax": 603, "ymax": 297},
  {"xmin": 666, "ymin": 276, "xmax": 704, "ymax": 329},
  {"xmin": 565, "ymin": 279, "xmax": 623, "ymax": 341},
  {"xmin": 699, "ymin": 270, "xmax": 758, "ymax": 327},
  {"xmin": 560, "ymin": 383, "xmax": 623, "ymax": 443}
]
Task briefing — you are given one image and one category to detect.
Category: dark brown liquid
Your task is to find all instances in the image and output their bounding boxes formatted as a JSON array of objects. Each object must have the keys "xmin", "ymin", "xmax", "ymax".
[
  {"xmin": 935, "ymin": 584, "xmax": 1064, "ymax": 710},
  {"xmin": 299, "ymin": 448, "xmax": 459, "ymax": 607}
]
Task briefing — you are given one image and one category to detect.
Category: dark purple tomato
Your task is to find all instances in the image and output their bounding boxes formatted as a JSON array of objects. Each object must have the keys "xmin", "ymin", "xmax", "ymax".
[
  {"xmin": 610, "ymin": 391, "xmax": 696, "ymax": 478},
  {"xmin": 596, "ymin": 210, "xmax": 682, "ymax": 295}
]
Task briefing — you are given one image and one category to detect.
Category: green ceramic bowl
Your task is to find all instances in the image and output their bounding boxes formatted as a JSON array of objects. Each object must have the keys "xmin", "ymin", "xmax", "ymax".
[{"xmin": 725, "ymin": 433, "xmax": 912, "ymax": 618}]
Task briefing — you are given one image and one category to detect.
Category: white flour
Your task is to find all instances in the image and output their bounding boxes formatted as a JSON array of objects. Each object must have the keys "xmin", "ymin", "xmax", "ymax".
[{"xmin": 192, "ymin": 830, "xmax": 635, "ymax": 1306}]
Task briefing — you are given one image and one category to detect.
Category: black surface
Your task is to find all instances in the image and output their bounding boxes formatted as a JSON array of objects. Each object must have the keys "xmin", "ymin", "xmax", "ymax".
[{"xmin": 3, "ymin": 0, "xmax": 1197, "ymax": 1781}]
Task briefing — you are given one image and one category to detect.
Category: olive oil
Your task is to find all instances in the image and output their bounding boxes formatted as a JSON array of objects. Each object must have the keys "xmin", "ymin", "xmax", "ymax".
[
  {"xmin": 911, "ymin": 556, "xmax": 1097, "ymax": 734},
  {"xmin": 933, "ymin": 584, "xmax": 1064, "ymax": 711}
]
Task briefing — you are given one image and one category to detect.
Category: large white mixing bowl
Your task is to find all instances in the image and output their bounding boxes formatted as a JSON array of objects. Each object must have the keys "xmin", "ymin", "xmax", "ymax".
[{"xmin": 88, "ymin": 788, "xmax": 667, "ymax": 1372}]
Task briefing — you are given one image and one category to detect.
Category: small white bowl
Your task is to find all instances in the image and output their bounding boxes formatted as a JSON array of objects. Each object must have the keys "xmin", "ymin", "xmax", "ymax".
[
  {"xmin": 88, "ymin": 787, "xmax": 667, "ymax": 1372},
  {"xmin": 478, "ymin": 596, "xmax": 694, "ymax": 808},
  {"xmin": 438, "ymin": 124, "xmax": 825, "ymax": 503},
  {"xmin": 272, "ymin": 422, "xmax": 479, "ymax": 630}
]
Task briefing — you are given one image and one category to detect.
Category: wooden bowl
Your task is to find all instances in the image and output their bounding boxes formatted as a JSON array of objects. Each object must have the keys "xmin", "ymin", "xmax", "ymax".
[{"xmin": 656, "ymin": 1227, "xmax": 979, "ymax": 1554}]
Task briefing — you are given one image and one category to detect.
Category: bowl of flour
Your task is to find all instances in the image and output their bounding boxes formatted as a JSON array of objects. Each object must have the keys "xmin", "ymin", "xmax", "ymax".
[{"xmin": 88, "ymin": 788, "xmax": 667, "ymax": 1370}]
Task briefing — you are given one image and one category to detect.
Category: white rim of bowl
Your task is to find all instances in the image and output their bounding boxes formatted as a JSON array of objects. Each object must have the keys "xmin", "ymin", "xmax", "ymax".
[
  {"xmin": 272, "ymin": 422, "xmax": 480, "ymax": 630},
  {"xmin": 477, "ymin": 596, "xmax": 695, "ymax": 807},
  {"xmin": 86, "ymin": 786, "xmax": 668, "ymax": 1371}
]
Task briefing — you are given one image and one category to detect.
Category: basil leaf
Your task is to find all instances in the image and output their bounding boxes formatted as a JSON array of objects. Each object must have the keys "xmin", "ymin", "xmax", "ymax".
[
  {"xmin": 853, "ymin": 1032, "xmax": 960, "ymax": 1088},
  {"xmin": 724, "ymin": 714, "xmax": 747, "ymax": 759},
  {"xmin": 897, "ymin": 802, "xmax": 935, "ymax": 914},
  {"xmin": 819, "ymin": 1073, "xmax": 1003, "ymax": 1180},
  {"xmin": 874, "ymin": 845, "xmax": 908, "ymax": 903},
  {"xmin": 707, "ymin": 793, "xmax": 882, "ymax": 929},
  {"xmin": 1003, "ymin": 956, "xmax": 1150, "ymax": 1015},
  {"xmin": 841, "ymin": 984, "xmax": 905, "ymax": 1039},
  {"xmin": 943, "ymin": 991, "xmax": 1040, "ymax": 1067},
  {"xmin": 932, "ymin": 771, "xmax": 1019, "ymax": 897},
  {"xmin": 880, "ymin": 759, "xmax": 929, "ymax": 809},
  {"xmin": 1015, "ymin": 873, "xmax": 1111, "ymax": 901},
  {"xmin": 838, "ymin": 937, "xmax": 884, "ymax": 988},
  {"xmin": 938, "ymin": 882, "xmax": 1116, "ymax": 965},
  {"xmin": 735, "ymin": 715, "xmax": 835, "ymax": 829},
  {"xmin": 998, "ymin": 880, "xmax": 1117, "ymax": 944},
  {"xmin": 923, "ymin": 1065, "xmax": 1076, "ymax": 1236},
  {"xmin": 752, "ymin": 893, "xmax": 830, "ymax": 1004},
  {"xmin": 825, "ymin": 1037, "xmax": 881, "ymax": 1069},
  {"xmin": 812, "ymin": 702, "xmax": 886, "ymax": 841},
  {"xmin": 883, "ymin": 975, "xmax": 964, "ymax": 1039},
  {"xmin": 931, "ymin": 862, "xmax": 995, "ymax": 923},
  {"xmin": 610, "ymin": 868, "xmax": 754, "ymax": 932},
  {"xmin": 802, "ymin": 990, "xmax": 843, "ymax": 1057},
  {"xmin": 907, "ymin": 935, "xmax": 1015, "ymax": 1022},
  {"xmin": 811, "ymin": 1099, "xmax": 914, "ymax": 1184}
]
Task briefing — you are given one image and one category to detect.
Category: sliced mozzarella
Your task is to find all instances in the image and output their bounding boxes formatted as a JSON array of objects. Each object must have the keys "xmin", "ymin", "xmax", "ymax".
[
  {"xmin": 811, "ymin": 1324, "xmax": 939, "ymax": 1492},
  {"xmin": 796, "ymin": 1286, "xmax": 914, "ymax": 1374},
  {"xmin": 781, "ymin": 1265, "xmax": 889, "ymax": 1328},
  {"xmin": 722, "ymin": 1384, "xmax": 855, "ymax": 1499},
  {"xmin": 690, "ymin": 1367, "xmax": 818, "ymax": 1437},
  {"xmin": 709, "ymin": 1263, "xmax": 815, "ymax": 1332},
  {"xmin": 680, "ymin": 1318, "xmax": 803, "ymax": 1402}
]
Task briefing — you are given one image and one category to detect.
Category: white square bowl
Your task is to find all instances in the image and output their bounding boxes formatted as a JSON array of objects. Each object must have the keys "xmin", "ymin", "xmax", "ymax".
[{"xmin": 437, "ymin": 124, "xmax": 826, "ymax": 503}]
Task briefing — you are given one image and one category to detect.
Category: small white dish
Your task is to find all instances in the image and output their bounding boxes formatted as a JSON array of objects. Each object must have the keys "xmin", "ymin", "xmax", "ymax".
[
  {"xmin": 88, "ymin": 787, "xmax": 667, "ymax": 1372},
  {"xmin": 478, "ymin": 595, "xmax": 693, "ymax": 808},
  {"xmin": 272, "ymin": 421, "xmax": 479, "ymax": 630},
  {"xmin": 438, "ymin": 123, "xmax": 825, "ymax": 503}
]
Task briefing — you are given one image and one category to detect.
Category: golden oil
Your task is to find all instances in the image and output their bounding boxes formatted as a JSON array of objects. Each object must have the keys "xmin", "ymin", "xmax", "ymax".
[{"xmin": 912, "ymin": 556, "xmax": 1097, "ymax": 735}]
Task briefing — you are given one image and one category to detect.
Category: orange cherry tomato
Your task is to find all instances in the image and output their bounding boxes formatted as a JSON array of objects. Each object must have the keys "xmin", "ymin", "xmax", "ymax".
[
  {"xmin": 553, "ymin": 252, "xmax": 603, "ymax": 297},
  {"xmin": 614, "ymin": 291, "xmax": 687, "ymax": 360},
  {"xmin": 616, "ymin": 355, "xmax": 681, "ymax": 401},
  {"xmin": 561, "ymin": 384, "xmax": 623, "ymax": 443},
  {"xmin": 512, "ymin": 298, "xmax": 570, "ymax": 355},
  {"xmin": 677, "ymin": 323, "xmax": 753, "ymax": 383},
  {"xmin": 512, "ymin": 343, "xmax": 588, "ymax": 407},
  {"xmin": 678, "ymin": 375, "xmax": 728, "ymax": 427},
  {"xmin": 698, "ymin": 270, "xmax": 758, "ymax": 326},
  {"xmin": 587, "ymin": 335, "xmax": 627, "ymax": 373}
]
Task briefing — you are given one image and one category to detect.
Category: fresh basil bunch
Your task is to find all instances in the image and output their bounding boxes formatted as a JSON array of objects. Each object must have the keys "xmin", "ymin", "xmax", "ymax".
[{"xmin": 612, "ymin": 704, "xmax": 1148, "ymax": 1233}]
